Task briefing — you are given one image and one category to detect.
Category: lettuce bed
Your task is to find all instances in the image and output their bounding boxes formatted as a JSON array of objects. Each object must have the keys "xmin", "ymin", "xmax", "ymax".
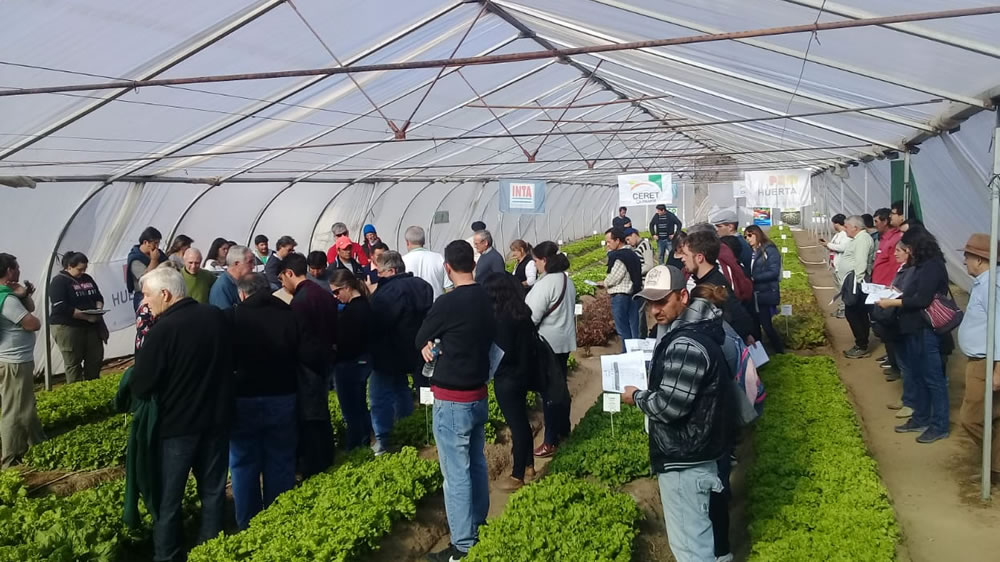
[
  {"xmin": 772, "ymin": 228, "xmax": 827, "ymax": 349},
  {"xmin": 34, "ymin": 372, "xmax": 123, "ymax": 431},
  {"xmin": 748, "ymin": 355, "xmax": 899, "ymax": 560},
  {"xmin": 466, "ymin": 473, "xmax": 641, "ymax": 562}
]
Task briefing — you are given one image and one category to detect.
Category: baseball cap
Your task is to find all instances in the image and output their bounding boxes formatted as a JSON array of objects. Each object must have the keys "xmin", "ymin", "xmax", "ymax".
[
  {"xmin": 623, "ymin": 227, "xmax": 639, "ymax": 237},
  {"xmin": 709, "ymin": 208, "xmax": 738, "ymax": 225},
  {"xmin": 335, "ymin": 236, "xmax": 354, "ymax": 250},
  {"xmin": 634, "ymin": 265, "xmax": 686, "ymax": 301}
]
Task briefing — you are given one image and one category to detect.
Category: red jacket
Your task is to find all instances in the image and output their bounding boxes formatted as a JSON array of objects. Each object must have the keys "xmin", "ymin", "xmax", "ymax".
[
  {"xmin": 326, "ymin": 242, "xmax": 370, "ymax": 268},
  {"xmin": 871, "ymin": 228, "xmax": 902, "ymax": 285}
]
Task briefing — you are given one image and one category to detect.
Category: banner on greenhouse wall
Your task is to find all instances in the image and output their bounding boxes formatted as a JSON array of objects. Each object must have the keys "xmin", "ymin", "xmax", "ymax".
[
  {"xmin": 499, "ymin": 179, "xmax": 546, "ymax": 214},
  {"xmin": 743, "ymin": 170, "xmax": 812, "ymax": 208},
  {"xmin": 617, "ymin": 172, "xmax": 674, "ymax": 206},
  {"xmin": 87, "ymin": 259, "xmax": 136, "ymax": 332},
  {"xmin": 753, "ymin": 208, "xmax": 772, "ymax": 226}
]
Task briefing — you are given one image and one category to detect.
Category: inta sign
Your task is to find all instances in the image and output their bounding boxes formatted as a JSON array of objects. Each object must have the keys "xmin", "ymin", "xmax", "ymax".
[
  {"xmin": 499, "ymin": 179, "xmax": 546, "ymax": 214},
  {"xmin": 743, "ymin": 170, "xmax": 812, "ymax": 208},
  {"xmin": 617, "ymin": 173, "xmax": 674, "ymax": 206}
]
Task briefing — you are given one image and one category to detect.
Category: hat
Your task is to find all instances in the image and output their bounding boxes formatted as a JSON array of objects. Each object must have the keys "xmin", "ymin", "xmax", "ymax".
[
  {"xmin": 634, "ymin": 265, "xmax": 686, "ymax": 301},
  {"xmin": 709, "ymin": 208, "xmax": 738, "ymax": 225},
  {"xmin": 335, "ymin": 236, "xmax": 354, "ymax": 250},
  {"xmin": 623, "ymin": 227, "xmax": 639, "ymax": 237},
  {"xmin": 363, "ymin": 224, "xmax": 376, "ymax": 235},
  {"xmin": 962, "ymin": 233, "xmax": 1000, "ymax": 263}
]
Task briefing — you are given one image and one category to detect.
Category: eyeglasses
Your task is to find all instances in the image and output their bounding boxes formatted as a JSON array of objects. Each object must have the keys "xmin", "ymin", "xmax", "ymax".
[
  {"xmin": 335, "ymin": 232, "xmax": 348, "ymax": 237},
  {"xmin": 332, "ymin": 287, "xmax": 344, "ymax": 296}
]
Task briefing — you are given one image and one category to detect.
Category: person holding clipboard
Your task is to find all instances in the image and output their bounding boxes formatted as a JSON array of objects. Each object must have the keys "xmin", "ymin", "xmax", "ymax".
[{"xmin": 50, "ymin": 251, "xmax": 108, "ymax": 384}]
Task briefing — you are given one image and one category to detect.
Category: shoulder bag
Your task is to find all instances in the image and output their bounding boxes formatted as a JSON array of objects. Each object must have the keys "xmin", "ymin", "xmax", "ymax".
[{"xmin": 922, "ymin": 291, "xmax": 964, "ymax": 335}]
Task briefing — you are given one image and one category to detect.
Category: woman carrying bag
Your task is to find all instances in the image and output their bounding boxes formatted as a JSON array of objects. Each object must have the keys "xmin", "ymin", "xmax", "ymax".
[
  {"xmin": 524, "ymin": 241, "xmax": 576, "ymax": 458},
  {"xmin": 49, "ymin": 252, "xmax": 107, "ymax": 384},
  {"xmin": 744, "ymin": 225, "xmax": 784, "ymax": 354}
]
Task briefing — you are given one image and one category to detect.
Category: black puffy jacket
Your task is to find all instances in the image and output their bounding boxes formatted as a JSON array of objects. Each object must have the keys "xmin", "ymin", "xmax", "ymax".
[
  {"xmin": 370, "ymin": 272, "xmax": 434, "ymax": 377},
  {"xmin": 637, "ymin": 302, "xmax": 735, "ymax": 472}
]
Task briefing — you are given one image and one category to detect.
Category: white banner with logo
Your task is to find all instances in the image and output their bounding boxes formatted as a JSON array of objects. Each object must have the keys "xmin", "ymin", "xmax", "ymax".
[
  {"xmin": 617, "ymin": 173, "xmax": 673, "ymax": 206},
  {"xmin": 743, "ymin": 170, "xmax": 812, "ymax": 208},
  {"xmin": 88, "ymin": 260, "xmax": 137, "ymax": 332}
]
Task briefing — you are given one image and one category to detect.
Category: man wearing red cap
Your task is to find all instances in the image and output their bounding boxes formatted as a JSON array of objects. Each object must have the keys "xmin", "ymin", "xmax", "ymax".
[
  {"xmin": 330, "ymin": 236, "xmax": 365, "ymax": 280},
  {"xmin": 958, "ymin": 232, "xmax": 1000, "ymax": 483}
]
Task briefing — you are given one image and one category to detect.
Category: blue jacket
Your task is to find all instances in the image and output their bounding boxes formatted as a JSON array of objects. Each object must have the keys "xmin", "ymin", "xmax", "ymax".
[
  {"xmin": 751, "ymin": 243, "xmax": 781, "ymax": 306},
  {"xmin": 370, "ymin": 272, "xmax": 434, "ymax": 377},
  {"xmin": 736, "ymin": 235, "xmax": 753, "ymax": 278}
]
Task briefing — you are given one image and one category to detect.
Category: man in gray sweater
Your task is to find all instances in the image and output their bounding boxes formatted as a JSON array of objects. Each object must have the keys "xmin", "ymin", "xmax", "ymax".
[{"xmin": 473, "ymin": 230, "xmax": 506, "ymax": 283}]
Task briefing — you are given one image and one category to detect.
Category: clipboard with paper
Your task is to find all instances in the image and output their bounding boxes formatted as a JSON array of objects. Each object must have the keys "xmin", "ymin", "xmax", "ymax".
[{"xmin": 601, "ymin": 352, "xmax": 648, "ymax": 393}]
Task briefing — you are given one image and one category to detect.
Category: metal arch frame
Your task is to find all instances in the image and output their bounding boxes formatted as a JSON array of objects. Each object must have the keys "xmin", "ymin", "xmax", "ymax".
[
  {"xmin": 571, "ymin": 56, "xmax": 887, "ymax": 155},
  {"xmin": 165, "ymin": 182, "xmax": 224, "ymax": 245},
  {"xmin": 304, "ymin": 182, "xmax": 362, "ymax": 252},
  {"xmin": 428, "ymin": 180, "xmax": 484, "ymax": 250},
  {"xmin": 39, "ymin": 180, "xmax": 145, "ymax": 387},
  {"xmin": 245, "ymin": 181, "xmax": 301, "ymax": 246},
  {"xmin": 104, "ymin": 1, "xmax": 464, "ymax": 183},
  {"xmin": 0, "ymin": 0, "xmax": 287, "ymax": 162},
  {"xmin": 393, "ymin": 180, "xmax": 465, "ymax": 249},
  {"xmin": 590, "ymin": 0, "xmax": 987, "ymax": 108},
  {"xmin": 780, "ymin": 0, "xmax": 1000, "ymax": 60},
  {"xmin": 496, "ymin": 1, "xmax": 936, "ymax": 133}
]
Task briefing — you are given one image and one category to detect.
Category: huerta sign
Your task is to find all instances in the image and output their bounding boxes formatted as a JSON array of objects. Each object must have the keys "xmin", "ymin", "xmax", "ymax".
[
  {"xmin": 617, "ymin": 172, "xmax": 674, "ymax": 206},
  {"xmin": 743, "ymin": 169, "xmax": 812, "ymax": 208}
]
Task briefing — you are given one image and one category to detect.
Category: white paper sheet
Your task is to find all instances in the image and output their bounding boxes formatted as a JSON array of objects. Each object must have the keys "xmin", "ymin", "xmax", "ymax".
[
  {"xmin": 623, "ymin": 338, "xmax": 657, "ymax": 361},
  {"xmin": 601, "ymin": 352, "xmax": 648, "ymax": 393},
  {"xmin": 488, "ymin": 343, "xmax": 505, "ymax": 380},
  {"xmin": 748, "ymin": 342, "xmax": 769, "ymax": 368},
  {"xmin": 861, "ymin": 282, "xmax": 901, "ymax": 304},
  {"xmin": 584, "ymin": 279, "xmax": 599, "ymax": 286}
]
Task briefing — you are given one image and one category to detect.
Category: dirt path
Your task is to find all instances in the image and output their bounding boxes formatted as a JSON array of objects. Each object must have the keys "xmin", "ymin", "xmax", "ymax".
[{"xmin": 792, "ymin": 229, "xmax": 1000, "ymax": 561}]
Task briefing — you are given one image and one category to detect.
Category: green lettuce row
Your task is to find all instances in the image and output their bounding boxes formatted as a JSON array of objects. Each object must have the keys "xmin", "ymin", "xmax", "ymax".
[
  {"xmin": 560, "ymin": 234, "xmax": 605, "ymax": 258},
  {"xmin": 570, "ymin": 263, "xmax": 607, "ymax": 298},
  {"xmin": 188, "ymin": 447, "xmax": 441, "ymax": 562},
  {"xmin": 772, "ymin": 229, "xmax": 827, "ymax": 349},
  {"xmin": 0, "ymin": 471, "xmax": 198, "ymax": 562},
  {"xmin": 548, "ymin": 394, "xmax": 649, "ymax": 486},
  {"xmin": 34, "ymin": 372, "xmax": 123, "ymax": 431},
  {"xmin": 747, "ymin": 355, "xmax": 899, "ymax": 560},
  {"xmin": 466, "ymin": 473, "xmax": 642, "ymax": 561},
  {"xmin": 0, "ymin": 469, "xmax": 26, "ymax": 507}
]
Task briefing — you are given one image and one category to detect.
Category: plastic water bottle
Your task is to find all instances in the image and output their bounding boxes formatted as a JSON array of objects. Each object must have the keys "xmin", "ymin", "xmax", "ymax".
[{"xmin": 421, "ymin": 339, "xmax": 441, "ymax": 378}]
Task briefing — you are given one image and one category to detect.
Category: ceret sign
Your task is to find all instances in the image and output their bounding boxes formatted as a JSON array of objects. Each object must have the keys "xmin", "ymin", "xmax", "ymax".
[{"xmin": 617, "ymin": 172, "xmax": 674, "ymax": 206}]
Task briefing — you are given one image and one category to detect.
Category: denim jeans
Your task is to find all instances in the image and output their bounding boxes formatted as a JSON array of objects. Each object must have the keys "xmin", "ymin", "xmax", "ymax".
[
  {"xmin": 433, "ymin": 397, "xmax": 490, "ymax": 553},
  {"xmin": 369, "ymin": 371, "xmax": 414, "ymax": 449},
  {"xmin": 658, "ymin": 461, "xmax": 723, "ymax": 562},
  {"xmin": 230, "ymin": 394, "xmax": 298, "ymax": 530},
  {"xmin": 335, "ymin": 356, "xmax": 373, "ymax": 450},
  {"xmin": 657, "ymin": 237, "xmax": 672, "ymax": 264},
  {"xmin": 904, "ymin": 328, "xmax": 949, "ymax": 433},
  {"xmin": 542, "ymin": 352, "xmax": 572, "ymax": 446},
  {"xmin": 154, "ymin": 430, "xmax": 228, "ymax": 562},
  {"xmin": 611, "ymin": 293, "xmax": 641, "ymax": 352}
]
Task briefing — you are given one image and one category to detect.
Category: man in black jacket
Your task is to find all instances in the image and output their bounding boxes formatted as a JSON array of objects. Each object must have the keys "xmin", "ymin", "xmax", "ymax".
[
  {"xmin": 416, "ymin": 240, "xmax": 496, "ymax": 562},
  {"xmin": 228, "ymin": 273, "xmax": 299, "ymax": 530},
  {"xmin": 623, "ymin": 264, "xmax": 734, "ymax": 562},
  {"xmin": 369, "ymin": 250, "xmax": 433, "ymax": 454},
  {"xmin": 129, "ymin": 267, "xmax": 233, "ymax": 562},
  {"xmin": 649, "ymin": 204, "xmax": 682, "ymax": 264},
  {"xmin": 612, "ymin": 206, "xmax": 632, "ymax": 230},
  {"xmin": 679, "ymin": 231, "xmax": 756, "ymax": 344}
]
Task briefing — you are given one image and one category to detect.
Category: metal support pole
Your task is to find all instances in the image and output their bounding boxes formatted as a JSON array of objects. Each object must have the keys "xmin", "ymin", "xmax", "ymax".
[
  {"xmin": 903, "ymin": 150, "xmax": 912, "ymax": 220},
  {"xmin": 840, "ymin": 175, "xmax": 845, "ymax": 212},
  {"xmin": 983, "ymin": 111, "xmax": 1000, "ymax": 501},
  {"xmin": 864, "ymin": 164, "xmax": 869, "ymax": 211}
]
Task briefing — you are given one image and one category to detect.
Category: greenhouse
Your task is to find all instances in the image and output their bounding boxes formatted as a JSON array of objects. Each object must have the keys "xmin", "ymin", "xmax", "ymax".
[{"xmin": 1, "ymin": 1, "xmax": 1000, "ymax": 560}]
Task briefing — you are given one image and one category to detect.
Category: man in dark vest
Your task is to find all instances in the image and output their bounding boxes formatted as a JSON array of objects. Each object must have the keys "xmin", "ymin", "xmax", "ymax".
[{"xmin": 600, "ymin": 227, "xmax": 643, "ymax": 351}]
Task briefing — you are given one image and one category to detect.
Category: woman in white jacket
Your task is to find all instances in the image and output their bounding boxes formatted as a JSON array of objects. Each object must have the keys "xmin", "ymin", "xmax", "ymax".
[
  {"xmin": 820, "ymin": 213, "xmax": 850, "ymax": 318},
  {"xmin": 524, "ymin": 241, "xmax": 577, "ymax": 458}
]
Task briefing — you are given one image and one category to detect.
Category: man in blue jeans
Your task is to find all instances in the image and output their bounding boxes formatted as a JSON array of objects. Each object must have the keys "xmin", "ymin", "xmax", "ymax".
[
  {"xmin": 228, "ymin": 273, "xmax": 299, "ymax": 529},
  {"xmin": 649, "ymin": 204, "xmax": 683, "ymax": 264},
  {"xmin": 129, "ymin": 267, "xmax": 233, "ymax": 562},
  {"xmin": 623, "ymin": 265, "xmax": 735, "ymax": 562},
  {"xmin": 416, "ymin": 240, "xmax": 496, "ymax": 561},
  {"xmin": 600, "ymin": 227, "xmax": 643, "ymax": 350}
]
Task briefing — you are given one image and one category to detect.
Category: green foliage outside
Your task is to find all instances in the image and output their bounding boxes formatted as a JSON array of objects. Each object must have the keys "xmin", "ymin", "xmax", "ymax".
[
  {"xmin": 748, "ymin": 355, "xmax": 899, "ymax": 561},
  {"xmin": 771, "ymin": 229, "xmax": 827, "ymax": 349},
  {"xmin": 548, "ymin": 395, "xmax": 649, "ymax": 486},
  {"xmin": 466, "ymin": 473, "xmax": 642, "ymax": 562},
  {"xmin": 188, "ymin": 447, "xmax": 441, "ymax": 562},
  {"xmin": 0, "ymin": 471, "xmax": 198, "ymax": 562}
]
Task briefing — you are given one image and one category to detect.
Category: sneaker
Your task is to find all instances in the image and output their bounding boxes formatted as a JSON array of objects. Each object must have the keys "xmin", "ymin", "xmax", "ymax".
[
  {"xmin": 916, "ymin": 428, "xmax": 949, "ymax": 444},
  {"xmin": 883, "ymin": 368, "xmax": 900, "ymax": 382},
  {"xmin": 533, "ymin": 443, "xmax": 558, "ymax": 458},
  {"xmin": 426, "ymin": 544, "xmax": 466, "ymax": 561},
  {"xmin": 879, "ymin": 359, "xmax": 892, "ymax": 368},
  {"xmin": 886, "ymin": 400, "xmax": 903, "ymax": 410},
  {"xmin": 895, "ymin": 406, "xmax": 914, "ymax": 419},
  {"xmin": 876, "ymin": 354, "xmax": 888, "ymax": 363},
  {"xmin": 843, "ymin": 346, "xmax": 871, "ymax": 359},
  {"xmin": 716, "ymin": 554, "xmax": 734, "ymax": 562},
  {"xmin": 372, "ymin": 441, "xmax": 389, "ymax": 457},
  {"xmin": 895, "ymin": 419, "xmax": 927, "ymax": 433},
  {"xmin": 496, "ymin": 476, "xmax": 525, "ymax": 492},
  {"xmin": 831, "ymin": 310, "xmax": 845, "ymax": 319},
  {"xmin": 524, "ymin": 466, "xmax": 536, "ymax": 481}
]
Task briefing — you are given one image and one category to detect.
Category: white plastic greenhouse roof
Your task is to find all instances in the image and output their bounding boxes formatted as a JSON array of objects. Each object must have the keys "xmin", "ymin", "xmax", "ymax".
[{"xmin": 2, "ymin": 0, "xmax": 999, "ymax": 185}]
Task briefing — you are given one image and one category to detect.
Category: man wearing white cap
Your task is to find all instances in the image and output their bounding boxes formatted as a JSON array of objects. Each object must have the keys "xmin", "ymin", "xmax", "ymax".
[
  {"xmin": 623, "ymin": 265, "xmax": 735, "ymax": 562},
  {"xmin": 711, "ymin": 208, "xmax": 752, "ymax": 277}
]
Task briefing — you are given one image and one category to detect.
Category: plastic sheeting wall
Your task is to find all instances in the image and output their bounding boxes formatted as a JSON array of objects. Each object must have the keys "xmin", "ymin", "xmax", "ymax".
[{"xmin": 1, "ymin": 179, "xmax": 615, "ymax": 371}]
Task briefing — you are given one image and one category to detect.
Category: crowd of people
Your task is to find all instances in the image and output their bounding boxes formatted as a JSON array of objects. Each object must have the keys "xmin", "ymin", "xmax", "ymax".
[{"xmin": 4, "ymin": 201, "xmax": 1000, "ymax": 562}]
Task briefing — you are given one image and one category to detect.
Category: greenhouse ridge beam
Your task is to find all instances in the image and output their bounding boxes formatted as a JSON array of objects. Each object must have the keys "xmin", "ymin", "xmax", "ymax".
[{"xmin": 3, "ymin": 5, "xmax": 998, "ymax": 98}]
